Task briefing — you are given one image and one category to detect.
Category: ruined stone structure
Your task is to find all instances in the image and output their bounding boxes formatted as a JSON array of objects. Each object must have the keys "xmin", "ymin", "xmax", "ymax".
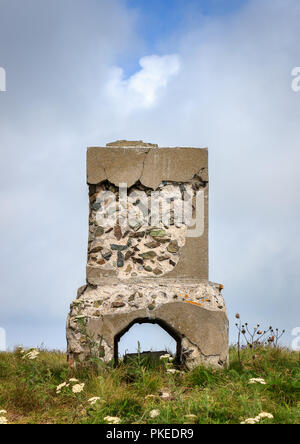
[{"xmin": 66, "ymin": 141, "xmax": 229, "ymax": 369}]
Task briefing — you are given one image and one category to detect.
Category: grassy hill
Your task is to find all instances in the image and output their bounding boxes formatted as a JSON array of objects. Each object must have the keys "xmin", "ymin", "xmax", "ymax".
[{"xmin": 0, "ymin": 347, "xmax": 299, "ymax": 424}]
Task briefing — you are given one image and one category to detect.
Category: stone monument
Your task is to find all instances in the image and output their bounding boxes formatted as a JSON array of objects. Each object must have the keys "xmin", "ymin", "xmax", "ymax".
[{"xmin": 66, "ymin": 141, "xmax": 229, "ymax": 369}]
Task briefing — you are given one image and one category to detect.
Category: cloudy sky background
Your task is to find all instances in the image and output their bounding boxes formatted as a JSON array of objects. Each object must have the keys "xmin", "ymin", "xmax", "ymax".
[{"xmin": 0, "ymin": 0, "xmax": 299, "ymax": 353}]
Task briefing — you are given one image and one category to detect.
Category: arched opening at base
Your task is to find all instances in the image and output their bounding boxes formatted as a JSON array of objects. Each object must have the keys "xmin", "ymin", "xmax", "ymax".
[{"xmin": 114, "ymin": 318, "xmax": 182, "ymax": 365}]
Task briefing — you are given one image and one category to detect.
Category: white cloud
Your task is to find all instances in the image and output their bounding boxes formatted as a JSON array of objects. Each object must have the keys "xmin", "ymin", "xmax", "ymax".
[{"xmin": 106, "ymin": 54, "xmax": 180, "ymax": 112}]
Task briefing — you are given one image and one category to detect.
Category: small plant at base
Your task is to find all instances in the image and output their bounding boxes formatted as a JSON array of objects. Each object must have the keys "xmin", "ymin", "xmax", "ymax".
[
  {"xmin": 75, "ymin": 317, "xmax": 107, "ymax": 369},
  {"xmin": 235, "ymin": 313, "xmax": 285, "ymax": 366}
]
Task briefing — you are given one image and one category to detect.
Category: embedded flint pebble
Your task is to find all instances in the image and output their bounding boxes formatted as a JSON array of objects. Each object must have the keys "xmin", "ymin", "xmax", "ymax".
[
  {"xmin": 95, "ymin": 226, "xmax": 104, "ymax": 237},
  {"xmin": 150, "ymin": 229, "xmax": 166, "ymax": 238},
  {"xmin": 97, "ymin": 259, "xmax": 106, "ymax": 265},
  {"xmin": 154, "ymin": 238, "xmax": 170, "ymax": 244},
  {"xmin": 117, "ymin": 251, "xmax": 124, "ymax": 267},
  {"xmin": 167, "ymin": 240, "xmax": 179, "ymax": 254},
  {"xmin": 139, "ymin": 251, "xmax": 157, "ymax": 260},
  {"xmin": 112, "ymin": 301, "xmax": 125, "ymax": 308},
  {"xmin": 132, "ymin": 257, "xmax": 144, "ymax": 265},
  {"xmin": 114, "ymin": 224, "xmax": 122, "ymax": 241},
  {"xmin": 125, "ymin": 250, "xmax": 134, "ymax": 261},
  {"xmin": 90, "ymin": 241, "xmax": 103, "ymax": 253},
  {"xmin": 129, "ymin": 231, "xmax": 145, "ymax": 238},
  {"xmin": 110, "ymin": 244, "xmax": 128, "ymax": 251},
  {"xmin": 144, "ymin": 241, "xmax": 160, "ymax": 249},
  {"xmin": 101, "ymin": 249, "xmax": 112, "ymax": 261},
  {"xmin": 91, "ymin": 201, "xmax": 101, "ymax": 211},
  {"xmin": 169, "ymin": 259, "xmax": 176, "ymax": 267},
  {"xmin": 157, "ymin": 255, "xmax": 170, "ymax": 262}
]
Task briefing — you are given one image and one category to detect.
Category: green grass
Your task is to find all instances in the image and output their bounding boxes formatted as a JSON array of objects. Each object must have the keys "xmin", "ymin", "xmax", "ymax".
[{"xmin": 0, "ymin": 347, "xmax": 299, "ymax": 424}]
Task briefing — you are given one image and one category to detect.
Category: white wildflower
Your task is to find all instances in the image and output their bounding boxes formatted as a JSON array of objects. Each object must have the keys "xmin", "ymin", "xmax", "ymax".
[
  {"xmin": 72, "ymin": 383, "xmax": 85, "ymax": 394},
  {"xmin": 69, "ymin": 378, "xmax": 79, "ymax": 383},
  {"xmin": 149, "ymin": 409, "xmax": 160, "ymax": 418},
  {"xmin": 241, "ymin": 418, "xmax": 259, "ymax": 424},
  {"xmin": 17, "ymin": 347, "xmax": 25, "ymax": 354},
  {"xmin": 160, "ymin": 392, "xmax": 172, "ymax": 401},
  {"xmin": 56, "ymin": 382, "xmax": 67, "ymax": 393},
  {"xmin": 0, "ymin": 410, "xmax": 7, "ymax": 415},
  {"xmin": 0, "ymin": 416, "xmax": 8, "ymax": 424},
  {"xmin": 23, "ymin": 349, "xmax": 39, "ymax": 360},
  {"xmin": 166, "ymin": 368, "xmax": 180, "ymax": 374},
  {"xmin": 104, "ymin": 416, "xmax": 121, "ymax": 424},
  {"xmin": 88, "ymin": 397, "xmax": 101, "ymax": 406},
  {"xmin": 248, "ymin": 378, "xmax": 266, "ymax": 385},
  {"xmin": 257, "ymin": 412, "xmax": 274, "ymax": 420},
  {"xmin": 160, "ymin": 354, "xmax": 171, "ymax": 360}
]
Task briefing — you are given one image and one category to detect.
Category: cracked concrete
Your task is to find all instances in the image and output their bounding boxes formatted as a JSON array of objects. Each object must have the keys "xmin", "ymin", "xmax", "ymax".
[{"xmin": 87, "ymin": 142, "xmax": 208, "ymax": 190}]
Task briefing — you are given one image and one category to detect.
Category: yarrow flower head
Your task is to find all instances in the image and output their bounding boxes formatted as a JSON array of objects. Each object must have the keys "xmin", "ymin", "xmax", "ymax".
[
  {"xmin": 22, "ymin": 349, "xmax": 40, "ymax": 360},
  {"xmin": 160, "ymin": 392, "xmax": 172, "ymax": 401},
  {"xmin": 257, "ymin": 412, "xmax": 274, "ymax": 420},
  {"xmin": 56, "ymin": 382, "xmax": 68, "ymax": 394},
  {"xmin": 166, "ymin": 368, "xmax": 182, "ymax": 374},
  {"xmin": 0, "ymin": 416, "xmax": 8, "ymax": 424},
  {"xmin": 160, "ymin": 354, "xmax": 171, "ymax": 360},
  {"xmin": 72, "ymin": 383, "xmax": 85, "ymax": 394},
  {"xmin": 240, "ymin": 418, "xmax": 259, "ymax": 424},
  {"xmin": 248, "ymin": 378, "xmax": 266, "ymax": 385},
  {"xmin": 241, "ymin": 412, "xmax": 273, "ymax": 424},
  {"xmin": 149, "ymin": 409, "xmax": 160, "ymax": 419},
  {"xmin": 88, "ymin": 397, "xmax": 101, "ymax": 406},
  {"xmin": 104, "ymin": 416, "xmax": 121, "ymax": 424}
]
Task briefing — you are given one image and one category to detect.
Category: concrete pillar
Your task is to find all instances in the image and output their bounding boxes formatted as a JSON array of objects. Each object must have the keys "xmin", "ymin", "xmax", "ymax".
[{"xmin": 66, "ymin": 141, "xmax": 229, "ymax": 369}]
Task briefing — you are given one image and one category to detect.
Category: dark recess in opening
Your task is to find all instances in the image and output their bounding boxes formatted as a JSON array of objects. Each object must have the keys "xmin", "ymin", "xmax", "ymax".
[{"xmin": 114, "ymin": 317, "xmax": 182, "ymax": 366}]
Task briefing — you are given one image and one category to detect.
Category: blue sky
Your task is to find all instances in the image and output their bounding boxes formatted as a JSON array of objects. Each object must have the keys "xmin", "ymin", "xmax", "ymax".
[
  {"xmin": 122, "ymin": 0, "xmax": 249, "ymax": 76},
  {"xmin": 0, "ymin": 0, "xmax": 299, "ymax": 355}
]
